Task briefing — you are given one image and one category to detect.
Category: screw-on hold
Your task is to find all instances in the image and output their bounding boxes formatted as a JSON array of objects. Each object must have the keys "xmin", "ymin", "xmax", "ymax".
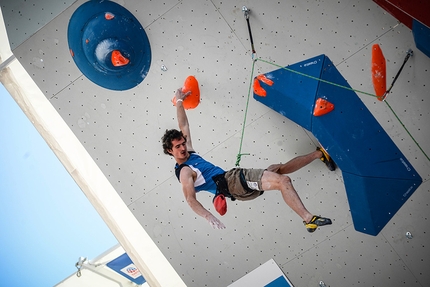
[
  {"xmin": 406, "ymin": 231, "xmax": 413, "ymax": 239},
  {"xmin": 161, "ymin": 65, "xmax": 168, "ymax": 71},
  {"xmin": 319, "ymin": 281, "xmax": 327, "ymax": 287}
]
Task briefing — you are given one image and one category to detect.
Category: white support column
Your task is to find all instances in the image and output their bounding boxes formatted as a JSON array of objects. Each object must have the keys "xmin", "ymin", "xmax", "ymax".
[{"xmin": 0, "ymin": 9, "xmax": 186, "ymax": 287}]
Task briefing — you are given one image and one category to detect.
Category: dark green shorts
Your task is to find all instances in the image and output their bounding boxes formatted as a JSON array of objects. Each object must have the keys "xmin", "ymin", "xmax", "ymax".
[{"xmin": 224, "ymin": 168, "xmax": 265, "ymax": 201}]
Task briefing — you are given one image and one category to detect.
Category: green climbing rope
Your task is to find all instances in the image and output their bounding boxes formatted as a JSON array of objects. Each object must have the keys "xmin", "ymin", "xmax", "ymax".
[
  {"xmin": 235, "ymin": 59, "xmax": 256, "ymax": 166},
  {"xmin": 384, "ymin": 100, "xmax": 430, "ymax": 161}
]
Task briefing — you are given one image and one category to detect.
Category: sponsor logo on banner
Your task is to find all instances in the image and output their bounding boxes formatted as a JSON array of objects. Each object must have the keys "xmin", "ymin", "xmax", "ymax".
[{"xmin": 120, "ymin": 264, "xmax": 141, "ymax": 279}]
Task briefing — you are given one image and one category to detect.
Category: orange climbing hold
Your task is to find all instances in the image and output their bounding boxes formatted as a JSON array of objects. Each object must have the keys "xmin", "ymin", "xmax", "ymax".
[
  {"xmin": 111, "ymin": 50, "xmax": 129, "ymax": 67},
  {"xmin": 313, "ymin": 98, "xmax": 334, "ymax": 116},
  {"xmin": 253, "ymin": 74, "xmax": 274, "ymax": 97},
  {"xmin": 371, "ymin": 44, "xmax": 387, "ymax": 101},
  {"xmin": 105, "ymin": 12, "xmax": 115, "ymax": 20},
  {"xmin": 256, "ymin": 74, "xmax": 274, "ymax": 86},
  {"xmin": 253, "ymin": 78, "xmax": 267, "ymax": 97},
  {"xmin": 172, "ymin": 76, "xmax": 201, "ymax": 109}
]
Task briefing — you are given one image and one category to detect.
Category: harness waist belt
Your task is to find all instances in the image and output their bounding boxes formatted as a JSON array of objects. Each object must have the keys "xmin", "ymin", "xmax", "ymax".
[{"xmin": 212, "ymin": 173, "xmax": 235, "ymax": 200}]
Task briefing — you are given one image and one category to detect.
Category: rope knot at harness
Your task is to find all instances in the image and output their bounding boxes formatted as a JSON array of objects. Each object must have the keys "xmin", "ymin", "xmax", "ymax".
[{"xmin": 235, "ymin": 153, "xmax": 250, "ymax": 167}]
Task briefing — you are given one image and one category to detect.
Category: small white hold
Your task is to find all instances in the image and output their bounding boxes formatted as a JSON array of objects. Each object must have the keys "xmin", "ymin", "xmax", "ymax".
[
  {"xmin": 78, "ymin": 118, "xmax": 86, "ymax": 128},
  {"xmin": 406, "ymin": 231, "xmax": 413, "ymax": 239},
  {"xmin": 161, "ymin": 64, "xmax": 168, "ymax": 71},
  {"xmin": 32, "ymin": 57, "xmax": 44, "ymax": 69}
]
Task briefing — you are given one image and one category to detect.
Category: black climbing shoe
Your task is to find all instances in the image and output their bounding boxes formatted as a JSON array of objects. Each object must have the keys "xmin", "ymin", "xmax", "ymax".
[
  {"xmin": 317, "ymin": 147, "xmax": 336, "ymax": 171},
  {"xmin": 304, "ymin": 215, "xmax": 332, "ymax": 233}
]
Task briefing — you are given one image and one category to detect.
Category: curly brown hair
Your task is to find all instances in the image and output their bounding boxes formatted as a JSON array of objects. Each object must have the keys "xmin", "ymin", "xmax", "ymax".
[{"xmin": 161, "ymin": 129, "xmax": 186, "ymax": 156}]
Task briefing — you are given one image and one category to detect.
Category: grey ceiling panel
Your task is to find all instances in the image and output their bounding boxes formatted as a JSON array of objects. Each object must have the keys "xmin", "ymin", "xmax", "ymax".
[{"xmin": 1, "ymin": 0, "xmax": 76, "ymax": 50}]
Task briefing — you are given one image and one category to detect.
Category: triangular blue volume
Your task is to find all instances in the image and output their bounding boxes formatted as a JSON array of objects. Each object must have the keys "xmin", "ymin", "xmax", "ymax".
[{"xmin": 254, "ymin": 55, "xmax": 422, "ymax": 236}]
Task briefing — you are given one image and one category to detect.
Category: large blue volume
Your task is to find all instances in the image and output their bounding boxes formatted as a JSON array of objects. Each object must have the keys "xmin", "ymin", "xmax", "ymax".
[
  {"xmin": 254, "ymin": 55, "xmax": 422, "ymax": 236},
  {"xmin": 68, "ymin": 0, "xmax": 151, "ymax": 91}
]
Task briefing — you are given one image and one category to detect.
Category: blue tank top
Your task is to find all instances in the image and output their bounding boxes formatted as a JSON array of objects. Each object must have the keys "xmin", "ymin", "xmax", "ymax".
[{"xmin": 175, "ymin": 152, "xmax": 225, "ymax": 194}]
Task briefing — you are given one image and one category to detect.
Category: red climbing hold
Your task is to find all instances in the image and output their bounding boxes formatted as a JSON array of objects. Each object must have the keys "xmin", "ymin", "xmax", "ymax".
[
  {"xmin": 111, "ymin": 50, "xmax": 129, "ymax": 67},
  {"xmin": 253, "ymin": 74, "xmax": 274, "ymax": 97},
  {"xmin": 253, "ymin": 78, "xmax": 267, "ymax": 97},
  {"xmin": 313, "ymin": 98, "xmax": 334, "ymax": 116},
  {"xmin": 172, "ymin": 76, "xmax": 201, "ymax": 110},
  {"xmin": 371, "ymin": 44, "xmax": 387, "ymax": 101},
  {"xmin": 257, "ymin": 74, "xmax": 274, "ymax": 86},
  {"xmin": 105, "ymin": 12, "xmax": 115, "ymax": 20}
]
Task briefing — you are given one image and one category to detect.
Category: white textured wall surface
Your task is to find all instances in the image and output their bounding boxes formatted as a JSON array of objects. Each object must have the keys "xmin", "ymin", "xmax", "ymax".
[{"xmin": 2, "ymin": 0, "xmax": 429, "ymax": 286}]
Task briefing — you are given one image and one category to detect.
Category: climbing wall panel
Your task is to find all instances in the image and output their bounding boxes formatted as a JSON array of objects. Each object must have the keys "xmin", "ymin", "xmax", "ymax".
[{"xmin": 253, "ymin": 54, "xmax": 422, "ymax": 235}]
